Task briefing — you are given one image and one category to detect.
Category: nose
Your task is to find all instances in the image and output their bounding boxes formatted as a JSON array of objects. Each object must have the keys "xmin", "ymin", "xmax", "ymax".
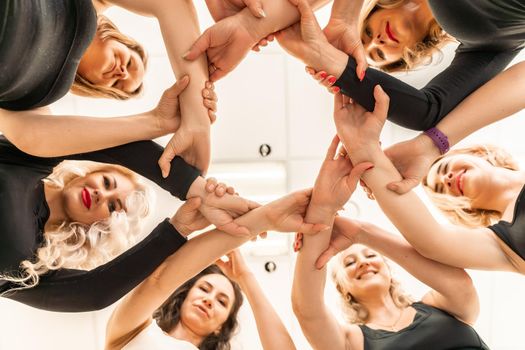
[
  {"xmin": 443, "ymin": 172, "xmax": 454, "ymax": 188},
  {"xmin": 93, "ymin": 188, "xmax": 116, "ymax": 204},
  {"xmin": 372, "ymin": 34, "xmax": 386, "ymax": 46},
  {"xmin": 113, "ymin": 65, "xmax": 129, "ymax": 79},
  {"xmin": 202, "ymin": 297, "xmax": 212, "ymax": 308}
]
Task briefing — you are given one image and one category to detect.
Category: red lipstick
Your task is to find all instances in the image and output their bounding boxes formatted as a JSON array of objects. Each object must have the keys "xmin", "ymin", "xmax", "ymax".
[
  {"xmin": 386, "ymin": 22, "xmax": 399, "ymax": 43},
  {"xmin": 82, "ymin": 188, "xmax": 92, "ymax": 209}
]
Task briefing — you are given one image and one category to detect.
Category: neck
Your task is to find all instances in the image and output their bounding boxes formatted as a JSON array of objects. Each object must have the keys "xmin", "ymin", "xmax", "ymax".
[
  {"xmin": 360, "ymin": 291, "xmax": 402, "ymax": 326},
  {"xmin": 474, "ymin": 169, "xmax": 525, "ymax": 214},
  {"xmin": 43, "ymin": 182, "xmax": 68, "ymax": 230},
  {"xmin": 169, "ymin": 321, "xmax": 204, "ymax": 347}
]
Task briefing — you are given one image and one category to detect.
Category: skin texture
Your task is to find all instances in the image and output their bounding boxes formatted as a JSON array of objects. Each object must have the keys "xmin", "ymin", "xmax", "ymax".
[
  {"xmin": 45, "ymin": 169, "xmax": 137, "ymax": 226},
  {"xmin": 77, "ymin": 35, "xmax": 145, "ymax": 93}
]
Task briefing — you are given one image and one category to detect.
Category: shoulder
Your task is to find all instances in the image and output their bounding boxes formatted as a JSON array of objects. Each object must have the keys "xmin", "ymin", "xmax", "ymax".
[{"xmin": 343, "ymin": 323, "xmax": 365, "ymax": 350}]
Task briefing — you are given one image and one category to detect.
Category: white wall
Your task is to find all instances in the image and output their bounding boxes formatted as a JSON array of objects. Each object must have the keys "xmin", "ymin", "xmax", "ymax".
[{"xmin": 2, "ymin": 3, "xmax": 525, "ymax": 350}]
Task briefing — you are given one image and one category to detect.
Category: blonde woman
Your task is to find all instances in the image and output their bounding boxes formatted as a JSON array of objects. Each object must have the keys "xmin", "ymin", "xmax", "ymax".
[
  {"xmin": 0, "ymin": 131, "xmax": 258, "ymax": 312},
  {"xmin": 105, "ymin": 188, "xmax": 321, "ymax": 349},
  {"xmin": 291, "ymin": 136, "xmax": 488, "ymax": 350},
  {"xmin": 276, "ymin": 0, "xmax": 524, "ymax": 132}
]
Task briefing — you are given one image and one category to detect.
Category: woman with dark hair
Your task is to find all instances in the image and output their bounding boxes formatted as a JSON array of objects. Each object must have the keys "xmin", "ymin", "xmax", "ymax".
[{"xmin": 105, "ymin": 188, "xmax": 321, "ymax": 349}]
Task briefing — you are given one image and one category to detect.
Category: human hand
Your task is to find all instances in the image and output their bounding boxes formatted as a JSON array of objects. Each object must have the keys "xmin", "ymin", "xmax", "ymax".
[
  {"xmin": 310, "ymin": 135, "xmax": 373, "ymax": 215},
  {"xmin": 216, "ymin": 249, "xmax": 252, "ymax": 283},
  {"xmin": 152, "ymin": 76, "xmax": 190, "ymax": 135},
  {"xmin": 252, "ymin": 33, "xmax": 275, "ymax": 52},
  {"xmin": 170, "ymin": 197, "xmax": 210, "ymax": 237},
  {"xmin": 384, "ymin": 134, "xmax": 441, "ymax": 194},
  {"xmin": 323, "ymin": 18, "xmax": 367, "ymax": 80},
  {"xmin": 333, "ymin": 86, "xmax": 389, "ymax": 162},
  {"xmin": 205, "ymin": 0, "xmax": 265, "ymax": 22},
  {"xmin": 315, "ymin": 216, "xmax": 363, "ymax": 269},
  {"xmin": 305, "ymin": 67, "xmax": 341, "ymax": 94},
  {"xmin": 184, "ymin": 15, "xmax": 257, "ymax": 81}
]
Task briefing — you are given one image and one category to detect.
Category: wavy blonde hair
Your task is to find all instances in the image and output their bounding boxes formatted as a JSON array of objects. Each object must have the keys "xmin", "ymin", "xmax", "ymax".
[
  {"xmin": 2, "ymin": 160, "xmax": 154, "ymax": 293},
  {"xmin": 359, "ymin": 0, "xmax": 454, "ymax": 72},
  {"xmin": 422, "ymin": 145, "xmax": 519, "ymax": 227},
  {"xmin": 71, "ymin": 15, "xmax": 148, "ymax": 100},
  {"xmin": 330, "ymin": 248, "xmax": 412, "ymax": 324}
]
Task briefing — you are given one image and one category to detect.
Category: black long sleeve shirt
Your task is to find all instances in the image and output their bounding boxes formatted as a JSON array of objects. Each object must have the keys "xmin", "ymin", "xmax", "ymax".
[
  {"xmin": 0, "ymin": 137, "xmax": 200, "ymax": 312},
  {"xmin": 335, "ymin": 1, "xmax": 525, "ymax": 130}
]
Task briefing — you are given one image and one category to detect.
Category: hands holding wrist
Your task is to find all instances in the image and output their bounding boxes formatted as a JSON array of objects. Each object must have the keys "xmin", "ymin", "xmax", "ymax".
[{"xmin": 216, "ymin": 249, "xmax": 253, "ymax": 284}]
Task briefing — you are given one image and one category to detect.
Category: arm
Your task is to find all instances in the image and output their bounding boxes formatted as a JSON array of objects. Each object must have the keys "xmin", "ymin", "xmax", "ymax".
[
  {"xmin": 336, "ymin": 217, "xmax": 480, "ymax": 324},
  {"xmin": 333, "ymin": 88, "xmax": 517, "ymax": 272},
  {"xmin": 217, "ymin": 250, "xmax": 296, "ymax": 350}
]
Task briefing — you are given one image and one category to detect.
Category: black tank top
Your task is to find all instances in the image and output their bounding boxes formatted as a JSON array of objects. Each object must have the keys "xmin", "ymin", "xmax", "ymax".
[
  {"xmin": 489, "ymin": 184, "xmax": 525, "ymax": 261},
  {"xmin": 0, "ymin": 0, "xmax": 96, "ymax": 110},
  {"xmin": 358, "ymin": 302, "xmax": 490, "ymax": 350}
]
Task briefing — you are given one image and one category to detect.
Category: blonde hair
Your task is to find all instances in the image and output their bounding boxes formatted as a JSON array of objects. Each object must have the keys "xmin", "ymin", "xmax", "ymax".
[
  {"xmin": 71, "ymin": 15, "xmax": 148, "ymax": 100},
  {"xmin": 359, "ymin": 0, "xmax": 453, "ymax": 72},
  {"xmin": 422, "ymin": 145, "xmax": 520, "ymax": 227},
  {"xmin": 2, "ymin": 161, "xmax": 154, "ymax": 293},
  {"xmin": 330, "ymin": 249, "xmax": 412, "ymax": 324}
]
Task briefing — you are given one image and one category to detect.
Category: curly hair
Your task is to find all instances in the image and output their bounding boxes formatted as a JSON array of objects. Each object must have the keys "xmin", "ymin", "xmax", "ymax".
[
  {"xmin": 330, "ymin": 248, "xmax": 412, "ymax": 324},
  {"xmin": 1, "ymin": 160, "xmax": 153, "ymax": 293},
  {"xmin": 153, "ymin": 265, "xmax": 244, "ymax": 350},
  {"xmin": 422, "ymin": 144, "xmax": 520, "ymax": 227},
  {"xmin": 360, "ymin": 0, "xmax": 454, "ymax": 72},
  {"xmin": 71, "ymin": 15, "xmax": 148, "ymax": 100}
]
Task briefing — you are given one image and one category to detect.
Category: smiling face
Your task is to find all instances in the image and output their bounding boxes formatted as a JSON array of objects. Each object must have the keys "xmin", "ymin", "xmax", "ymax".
[
  {"xmin": 77, "ymin": 34, "xmax": 145, "ymax": 94},
  {"xmin": 338, "ymin": 244, "xmax": 391, "ymax": 300},
  {"xmin": 179, "ymin": 274, "xmax": 236, "ymax": 337},
  {"xmin": 61, "ymin": 169, "xmax": 137, "ymax": 225},
  {"xmin": 361, "ymin": 1, "xmax": 433, "ymax": 68}
]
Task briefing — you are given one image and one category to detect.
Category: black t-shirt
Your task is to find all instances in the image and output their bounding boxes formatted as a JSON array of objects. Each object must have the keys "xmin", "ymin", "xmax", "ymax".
[
  {"xmin": 359, "ymin": 302, "xmax": 490, "ymax": 350},
  {"xmin": 0, "ymin": 0, "xmax": 97, "ymax": 110},
  {"xmin": 335, "ymin": 0, "xmax": 525, "ymax": 130},
  {"xmin": 0, "ymin": 136, "xmax": 201, "ymax": 312}
]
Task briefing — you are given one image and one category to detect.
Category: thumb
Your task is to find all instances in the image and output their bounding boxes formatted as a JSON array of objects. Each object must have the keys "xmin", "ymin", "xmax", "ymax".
[
  {"xmin": 184, "ymin": 30, "xmax": 211, "ymax": 61},
  {"xmin": 158, "ymin": 133, "xmax": 188, "ymax": 178},
  {"xmin": 183, "ymin": 197, "xmax": 202, "ymax": 211},
  {"xmin": 353, "ymin": 45, "xmax": 368, "ymax": 81},
  {"xmin": 245, "ymin": 0, "xmax": 266, "ymax": 18},
  {"xmin": 315, "ymin": 247, "xmax": 337, "ymax": 269},
  {"xmin": 373, "ymin": 85, "xmax": 390, "ymax": 120},
  {"xmin": 215, "ymin": 258, "xmax": 228, "ymax": 270},
  {"xmin": 387, "ymin": 177, "xmax": 419, "ymax": 194},
  {"xmin": 170, "ymin": 75, "xmax": 190, "ymax": 96},
  {"xmin": 347, "ymin": 162, "xmax": 374, "ymax": 191},
  {"xmin": 293, "ymin": 0, "xmax": 316, "ymax": 25}
]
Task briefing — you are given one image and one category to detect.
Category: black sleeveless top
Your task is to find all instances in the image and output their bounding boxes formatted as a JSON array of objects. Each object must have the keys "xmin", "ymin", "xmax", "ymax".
[
  {"xmin": 489, "ymin": 185, "xmax": 525, "ymax": 261},
  {"xmin": 0, "ymin": 0, "xmax": 96, "ymax": 110},
  {"xmin": 358, "ymin": 302, "xmax": 490, "ymax": 350}
]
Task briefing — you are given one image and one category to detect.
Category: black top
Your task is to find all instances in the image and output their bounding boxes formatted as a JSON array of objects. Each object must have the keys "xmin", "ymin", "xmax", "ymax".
[
  {"xmin": 489, "ymin": 184, "xmax": 525, "ymax": 261},
  {"xmin": 335, "ymin": 1, "xmax": 525, "ymax": 130},
  {"xmin": 359, "ymin": 302, "xmax": 490, "ymax": 350},
  {"xmin": 0, "ymin": 136, "xmax": 201, "ymax": 312},
  {"xmin": 0, "ymin": 0, "xmax": 96, "ymax": 110}
]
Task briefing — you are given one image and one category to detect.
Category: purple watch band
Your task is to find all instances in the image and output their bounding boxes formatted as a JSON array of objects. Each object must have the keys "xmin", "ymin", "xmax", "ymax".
[{"xmin": 423, "ymin": 127, "xmax": 450, "ymax": 155}]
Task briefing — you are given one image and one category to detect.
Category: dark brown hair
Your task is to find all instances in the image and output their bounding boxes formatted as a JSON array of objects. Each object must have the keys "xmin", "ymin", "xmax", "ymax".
[{"xmin": 153, "ymin": 265, "xmax": 244, "ymax": 350}]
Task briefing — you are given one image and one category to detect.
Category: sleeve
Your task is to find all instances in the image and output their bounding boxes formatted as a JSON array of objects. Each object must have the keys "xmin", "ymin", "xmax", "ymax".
[
  {"xmin": 334, "ymin": 48, "xmax": 518, "ymax": 131},
  {"xmin": 4, "ymin": 219, "xmax": 187, "ymax": 312},
  {"xmin": 73, "ymin": 141, "xmax": 201, "ymax": 200}
]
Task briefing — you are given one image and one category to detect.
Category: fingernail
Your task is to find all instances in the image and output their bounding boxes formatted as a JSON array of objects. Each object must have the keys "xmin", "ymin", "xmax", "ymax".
[
  {"xmin": 359, "ymin": 70, "xmax": 366, "ymax": 81},
  {"xmin": 332, "ymin": 87, "xmax": 340, "ymax": 93},
  {"xmin": 182, "ymin": 51, "xmax": 189, "ymax": 59},
  {"xmin": 259, "ymin": 9, "xmax": 267, "ymax": 18},
  {"xmin": 328, "ymin": 76, "xmax": 336, "ymax": 85},
  {"xmin": 305, "ymin": 67, "xmax": 314, "ymax": 75},
  {"xmin": 319, "ymin": 72, "xmax": 327, "ymax": 79}
]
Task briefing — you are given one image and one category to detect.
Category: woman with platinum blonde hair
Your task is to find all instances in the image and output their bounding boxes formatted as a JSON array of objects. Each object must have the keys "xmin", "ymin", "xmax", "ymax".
[{"xmin": 291, "ymin": 136, "xmax": 488, "ymax": 349}]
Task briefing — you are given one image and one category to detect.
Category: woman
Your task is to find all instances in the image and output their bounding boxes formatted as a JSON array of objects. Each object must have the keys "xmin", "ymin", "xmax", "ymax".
[
  {"xmin": 276, "ymin": 0, "xmax": 525, "ymax": 135},
  {"xmin": 0, "ymin": 0, "xmax": 216, "ymax": 174},
  {"xmin": 332, "ymin": 85, "xmax": 525, "ymax": 275},
  {"xmin": 105, "ymin": 187, "xmax": 323, "ymax": 349},
  {"xmin": 291, "ymin": 136, "xmax": 488, "ymax": 349},
  {"xmin": 0, "ymin": 118, "xmax": 258, "ymax": 312}
]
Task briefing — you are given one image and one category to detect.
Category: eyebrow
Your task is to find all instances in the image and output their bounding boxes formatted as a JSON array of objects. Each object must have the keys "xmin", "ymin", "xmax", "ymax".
[{"xmin": 203, "ymin": 281, "xmax": 231, "ymax": 302}]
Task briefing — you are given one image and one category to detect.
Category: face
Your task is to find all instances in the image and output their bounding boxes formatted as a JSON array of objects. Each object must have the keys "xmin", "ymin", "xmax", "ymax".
[
  {"xmin": 426, "ymin": 154, "xmax": 493, "ymax": 201},
  {"xmin": 339, "ymin": 244, "xmax": 391, "ymax": 299},
  {"xmin": 77, "ymin": 35, "xmax": 145, "ymax": 93},
  {"xmin": 179, "ymin": 274, "xmax": 236, "ymax": 337},
  {"xmin": 61, "ymin": 169, "xmax": 137, "ymax": 225},
  {"xmin": 361, "ymin": 4, "xmax": 428, "ymax": 67}
]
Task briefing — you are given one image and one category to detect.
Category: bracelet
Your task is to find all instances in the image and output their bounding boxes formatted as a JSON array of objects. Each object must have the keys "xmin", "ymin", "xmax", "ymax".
[{"xmin": 423, "ymin": 127, "xmax": 450, "ymax": 155}]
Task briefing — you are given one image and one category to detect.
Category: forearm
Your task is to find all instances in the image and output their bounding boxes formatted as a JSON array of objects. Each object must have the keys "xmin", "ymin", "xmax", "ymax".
[
  {"xmin": 330, "ymin": 0, "xmax": 364, "ymax": 22},
  {"xmin": 155, "ymin": 0, "xmax": 210, "ymax": 124},
  {"xmin": 436, "ymin": 61, "xmax": 525, "ymax": 147},
  {"xmin": 0, "ymin": 109, "xmax": 163, "ymax": 157},
  {"xmin": 237, "ymin": 273, "xmax": 296, "ymax": 350}
]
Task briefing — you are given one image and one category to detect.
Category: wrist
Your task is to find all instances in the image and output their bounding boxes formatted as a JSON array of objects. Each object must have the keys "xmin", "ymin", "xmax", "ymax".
[
  {"xmin": 187, "ymin": 176, "xmax": 206, "ymax": 199},
  {"xmin": 422, "ymin": 127, "xmax": 450, "ymax": 155},
  {"xmin": 314, "ymin": 42, "xmax": 348, "ymax": 78},
  {"xmin": 235, "ymin": 10, "xmax": 263, "ymax": 44},
  {"xmin": 307, "ymin": 201, "xmax": 339, "ymax": 222},
  {"xmin": 169, "ymin": 217, "xmax": 192, "ymax": 237},
  {"xmin": 348, "ymin": 144, "xmax": 383, "ymax": 164}
]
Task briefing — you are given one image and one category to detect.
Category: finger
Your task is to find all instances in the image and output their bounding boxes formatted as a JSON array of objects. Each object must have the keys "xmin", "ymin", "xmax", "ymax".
[
  {"xmin": 259, "ymin": 39, "xmax": 268, "ymax": 46},
  {"xmin": 300, "ymin": 223, "xmax": 330, "ymax": 235},
  {"xmin": 210, "ymin": 66, "xmax": 228, "ymax": 82},
  {"xmin": 206, "ymin": 177, "xmax": 218, "ymax": 192},
  {"xmin": 226, "ymin": 186, "xmax": 235, "ymax": 195},
  {"xmin": 259, "ymin": 231, "xmax": 268, "ymax": 239},
  {"xmin": 342, "ymin": 94, "xmax": 350, "ymax": 105},
  {"xmin": 333, "ymin": 91, "xmax": 344, "ymax": 111},
  {"xmin": 330, "ymin": 86, "xmax": 341, "ymax": 94},
  {"xmin": 215, "ymin": 183, "xmax": 227, "ymax": 196},
  {"xmin": 208, "ymin": 111, "xmax": 217, "ymax": 124},
  {"xmin": 158, "ymin": 136, "xmax": 182, "ymax": 178},
  {"xmin": 373, "ymin": 85, "xmax": 390, "ymax": 120},
  {"xmin": 205, "ymin": 81, "xmax": 214, "ymax": 90},
  {"xmin": 183, "ymin": 196, "xmax": 202, "ymax": 211},
  {"xmin": 170, "ymin": 75, "xmax": 190, "ymax": 96},
  {"xmin": 387, "ymin": 178, "xmax": 419, "ymax": 194},
  {"xmin": 267, "ymin": 34, "xmax": 275, "ymax": 41},
  {"xmin": 305, "ymin": 66, "xmax": 315, "ymax": 75},
  {"xmin": 215, "ymin": 258, "xmax": 228, "ymax": 271},
  {"xmin": 247, "ymin": 199, "xmax": 261, "ymax": 210},
  {"xmin": 315, "ymin": 247, "xmax": 337, "ymax": 269},
  {"xmin": 314, "ymin": 71, "xmax": 327, "ymax": 81},
  {"xmin": 252, "ymin": 45, "xmax": 261, "ymax": 52},
  {"xmin": 325, "ymin": 134, "xmax": 340, "ymax": 161},
  {"xmin": 204, "ymin": 99, "xmax": 217, "ymax": 112},
  {"xmin": 354, "ymin": 46, "xmax": 369, "ymax": 81},
  {"xmin": 245, "ymin": 0, "xmax": 266, "ymax": 18},
  {"xmin": 183, "ymin": 30, "xmax": 211, "ymax": 61},
  {"xmin": 347, "ymin": 162, "xmax": 374, "ymax": 191},
  {"xmin": 293, "ymin": 0, "xmax": 317, "ymax": 26}
]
